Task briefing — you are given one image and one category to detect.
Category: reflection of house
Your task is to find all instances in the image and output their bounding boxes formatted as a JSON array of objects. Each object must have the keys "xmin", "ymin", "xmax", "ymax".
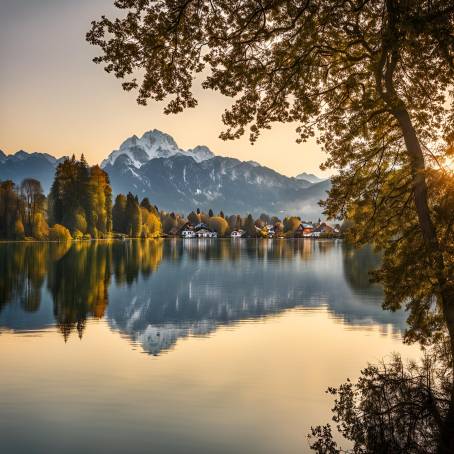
[{"xmin": 230, "ymin": 229, "xmax": 245, "ymax": 238}]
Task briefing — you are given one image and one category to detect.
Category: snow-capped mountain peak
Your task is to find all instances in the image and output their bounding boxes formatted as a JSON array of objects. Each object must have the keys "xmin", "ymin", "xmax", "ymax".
[{"xmin": 101, "ymin": 129, "xmax": 214, "ymax": 169}]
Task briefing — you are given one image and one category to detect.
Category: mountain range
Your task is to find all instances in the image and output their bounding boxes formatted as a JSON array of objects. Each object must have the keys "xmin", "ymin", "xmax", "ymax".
[{"xmin": 0, "ymin": 130, "xmax": 330, "ymax": 217}]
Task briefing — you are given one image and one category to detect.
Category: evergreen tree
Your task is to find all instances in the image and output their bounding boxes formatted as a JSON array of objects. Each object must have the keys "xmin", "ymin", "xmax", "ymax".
[
  {"xmin": 112, "ymin": 194, "xmax": 127, "ymax": 233},
  {"xmin": 188, "ymin": 211, "xmax": 200, "ymax": 225},
  {"xmin": 244, "ymin": 214, "xmax": 256, "ymax": 238},
  {"xmin": 236, "ymin": 215, "xmax": 243, "ymax": 230},
  {"xmin": 140, "ymin": 197, "xmax": 152, "ymax": 212},
  {"xmin": 126, "ymin": 192, "xmax": 142, "ymax": 237},
  {"xmin": 49, "ymin": 156, "xmax": 112, "ymax": 237},
  {"xmin": 208, "ymin": 208, "xmax": 214, "ymax": 217}
]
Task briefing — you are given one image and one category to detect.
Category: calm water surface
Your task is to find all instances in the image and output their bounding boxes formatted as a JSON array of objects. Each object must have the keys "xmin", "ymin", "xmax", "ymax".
[{"xmin": 0, "ymin": 239, "xmax": 418, "ymax": 453}]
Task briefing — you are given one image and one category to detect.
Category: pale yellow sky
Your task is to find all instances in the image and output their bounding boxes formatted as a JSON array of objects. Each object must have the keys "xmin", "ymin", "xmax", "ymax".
[{"xmin": 0, "ymin": 0, "xmax": 327, "ymax": 178}]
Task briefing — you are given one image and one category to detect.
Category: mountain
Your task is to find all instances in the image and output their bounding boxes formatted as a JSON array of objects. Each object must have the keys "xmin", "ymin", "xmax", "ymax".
[
  {"xmin": 295, "ymin": 172, "xmax": 325, "ymax": 184},
  {"xmin": 101, "ymin": 129, "xmax": 329, "ymax": 217},
  {"xmin": 101, "ymin": 129, "xmax": 214, "ymax": 168},
  {"xmin": 0, "ymin": 130, "xmax": 331, "ymax": 218},
  {"xmin": 0, "ymin": 150, "xmax": 63, "ymax": 192}
]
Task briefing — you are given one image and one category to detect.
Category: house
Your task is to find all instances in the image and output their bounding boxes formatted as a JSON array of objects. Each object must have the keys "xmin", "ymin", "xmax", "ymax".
[
  {"xmin": 295, "ymin": 222, "xmax": 314, "ymax": 238},
  {"xmin": 181, "ymin": 228, "xmax": 196, "ymax": 238},
  {"xmin": 230, "ymin": 229, "xmax": 245, "ymax": 238},
  {"xmin": 256, "ymin": 224, "xmax": 275, "ymax": 238},
  {"xmin": 313, "ymin": 222, "xmax": 336, "ymax": 237},
  {"xmin": 195, "ymin": 228, "xmax": 217, "ymax": 238},
  {"xmin": 194, "ymin": 222, "xmax": 209, "ymax": 231},
  {"xmin": 180, "ymin": 222, "xmax": 196, "ymax": 238}
]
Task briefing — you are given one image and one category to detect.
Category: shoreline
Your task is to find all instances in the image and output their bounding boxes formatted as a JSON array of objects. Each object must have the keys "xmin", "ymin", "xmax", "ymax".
[{"xmin": 0, "ymin": 236, "xmax": 343, "ymax": 244}]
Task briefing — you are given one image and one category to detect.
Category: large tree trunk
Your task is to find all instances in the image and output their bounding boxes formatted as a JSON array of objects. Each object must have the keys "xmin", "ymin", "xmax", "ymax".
[{"xmin": 392, "ymin": 107, "xmax": 454, "ymax": 454}]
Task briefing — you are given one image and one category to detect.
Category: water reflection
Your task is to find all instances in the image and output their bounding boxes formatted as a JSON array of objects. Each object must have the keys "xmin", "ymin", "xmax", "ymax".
[{"xmin": 0, "ymin": 239, "xmax": 406, "ymax": 354}]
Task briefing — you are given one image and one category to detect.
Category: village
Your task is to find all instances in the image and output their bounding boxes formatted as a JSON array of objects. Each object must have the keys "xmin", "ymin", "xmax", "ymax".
[{"xmin": 177, "ymin": 220, "xmax": 341, "ymax": 239}]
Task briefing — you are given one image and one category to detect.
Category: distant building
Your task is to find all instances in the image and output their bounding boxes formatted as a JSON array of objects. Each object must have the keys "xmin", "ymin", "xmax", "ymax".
[
  {"xmin": 256, "ymin": 224, "xmax": 275, "ymax": 238},
  {"xmin": 180, "ymin": 222, "xmax": 195, "ymax": 238},
  {"xmin": 313, "ymin": 222, "xmax": 336, "ymax": 237},
  {"xmin": 295, "ymin": 222, "xmax": 314, "ymax": 238},
  {"xmin": 230, "ymin": 229, "xmax": 245, "ymax": 238},
  {"xmin": 181, "ymin": 229, "xmax": 196, "ymax": 238},
  {"xmin": 195, "ymin": 228, "xmax": 217, "ymax": 238}
]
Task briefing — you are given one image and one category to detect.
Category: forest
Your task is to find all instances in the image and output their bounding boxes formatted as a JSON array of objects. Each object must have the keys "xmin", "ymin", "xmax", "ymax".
[{"xmin": 1, "ymin": 155, "xmax": 332, "ymax": 241}]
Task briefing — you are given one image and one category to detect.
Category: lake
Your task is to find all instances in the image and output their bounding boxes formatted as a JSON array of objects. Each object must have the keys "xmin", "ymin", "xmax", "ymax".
[{"xmin": 0, "ymin": 239, "xmax": 418, "ymax": 453}]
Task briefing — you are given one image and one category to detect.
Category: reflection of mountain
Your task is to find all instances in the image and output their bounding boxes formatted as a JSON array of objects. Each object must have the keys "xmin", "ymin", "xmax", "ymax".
[
  {"xmin": 0, "ymin": 240, "xmax": 407, "ymax": 354},
  {"xmin": 106, "ymin": 240, "xmax": 406, "ymax": 355}
]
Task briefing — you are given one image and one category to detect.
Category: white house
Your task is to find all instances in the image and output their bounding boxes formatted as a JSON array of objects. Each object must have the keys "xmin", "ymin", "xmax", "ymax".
[
  {"xmin": 196, "ymin": 228, "xmax": 217, "ymax": 238},
  {"xmin": 230, "ymin": 230, "xmax": 245, "ymax": 238},
  {"xmin": 181, "ymin": 229, "xmax": 196, "ymax": 238}
]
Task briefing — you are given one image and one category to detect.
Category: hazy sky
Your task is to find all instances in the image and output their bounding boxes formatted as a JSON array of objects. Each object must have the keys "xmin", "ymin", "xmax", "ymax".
[{"xmin": 0, "ymin": 0, "xmax": 328, "ymax": 177}]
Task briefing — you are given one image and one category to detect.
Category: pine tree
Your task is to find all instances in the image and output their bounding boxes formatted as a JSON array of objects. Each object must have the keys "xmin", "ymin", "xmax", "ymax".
[
  {"xmin": 126, "ymin": 192, "xmax": 141, "ymax": 237},
  {"xmin": 244, "ymin": 214, "xmax": 256, "ymax": 238},
  {"xmin": 112, "ymin": 194, "xmax": 127, "ymax": 233},
  {"xmin": 140, "ymin": 197, "xmax": 152, "ymax": 212}
]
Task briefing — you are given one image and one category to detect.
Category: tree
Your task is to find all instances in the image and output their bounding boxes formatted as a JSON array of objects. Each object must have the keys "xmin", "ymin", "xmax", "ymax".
[
  {"xmin": 187, "ymin": 210, "xmax": 200, "ymax": 225},
  {"xmin": 125, "ymin": 192, "xmax": 142, "ymax": 237},
  {"xmin": 309, "ymin": 336, "xmax": 453, "ymax": 454},
  {"xmin": 140, "ymin": 197, "xmax": 153, "ymax": 212},
  {"xmin": 112, "ymin": 194, "xmax": 127, "ymax": 233},
  {"xmin": 87, "ymin": 165, "xmax": 112, "ymax": 237},
  {"xmin": 259, "ymin": 213, "xmax": 271, "ymax": 225},
  {"xmin": 49, "ymin": 156, "xmax": 112, "ymax": 237},
  {"xmin": 49, "ymin": 224, "xmax": 72, "ymax": 242},
  {"xmin": 32, "ymin": 212, "xmax": 49, "ymax": 240},
  {"xmin": 0, "ymin": 180, "xmax": 23, "ymax": 239},
  {"xmin": 227, "ymin": 214, "xmax": 238, "ymax": 232},
  {"xmin": 20, "ymin": 178, "xmax": 45, "ymax": 236},
  {"xmin": 207, "ymin": 216, "xmax": 228, "ymax": 236},
  {"xmin": 244, "ymin": 214, "xmax": 256, "ymax": 238},
  {"xmin": 141, "ymin": 207, "xmax": 162, "ymax": 238},
  {"xmin": 208, "ymin": 208, "xmax": 214, "ymax": 218},
  {"xmin": 283, "ymin": 216, "xmax": 301, "ymax": 234},
  {"xmin": 235, "ymin": 215, "xmax": 243, "ymax": 230},
  {"xmin": 14, "ymin": 218, "xmax": 25, "ymax": 240}
]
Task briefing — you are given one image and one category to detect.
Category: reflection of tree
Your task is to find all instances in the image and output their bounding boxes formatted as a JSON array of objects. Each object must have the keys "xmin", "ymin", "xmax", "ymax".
[
  {"xmin": 0, "ymin": 243, "xmax": 49, "ymax": 313},
  {"xmin": 309, "ymin": 336, "xmax": 454, "ymax": 453},
  {"xmin": 47, "ymin": 242, "xmax": 112, "ymax": 340},
  {"xmin": 46, "ymin": 240, "xmax": 164, "ymax": 340},
  {"xmin": 342, "ymin": 244, "xmax": 383, "ymax": 297},
  {"xmin": 112, "ymin": 239, "xmax": 163, "ymax": 285}
]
